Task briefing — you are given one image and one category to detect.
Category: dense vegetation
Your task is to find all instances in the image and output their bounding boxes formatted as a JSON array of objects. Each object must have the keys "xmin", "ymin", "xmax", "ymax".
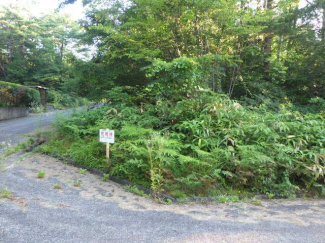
[
  {"xmin": 74, "ymin": 0, "xmax": 325, "ymax": 106},
  {"xmin": 0, "ymin": 4, "xmax": 85, "ymax": 107},
  {"xmin": 0, "ymin": 81, "xmax": 40, "ymax": 107},
  {"xmin": 1, "ymin": 0, "xmax": 325, "ymax": 198},
  {"xmin": 42, "ymin": 86, "xmax": 325, "ymax": 198}
]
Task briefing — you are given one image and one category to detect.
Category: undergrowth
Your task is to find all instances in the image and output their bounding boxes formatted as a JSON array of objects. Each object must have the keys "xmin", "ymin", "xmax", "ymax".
[{"xmin": 39, "ymin": 87, "xmax": 325, "ymax": 198}]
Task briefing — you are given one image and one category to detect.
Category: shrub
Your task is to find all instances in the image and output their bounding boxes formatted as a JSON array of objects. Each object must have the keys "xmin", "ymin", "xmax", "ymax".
[
  {"xmin": 41, "ymin": 89, "xmax": 325, "ymax": 198},
  {"xmin": 47, "ymin": 89, "xmax": 89, "ymax": 109},
  {"xmin": 0, "ymin": 81, "xmax": 40, "ymax": 107}
]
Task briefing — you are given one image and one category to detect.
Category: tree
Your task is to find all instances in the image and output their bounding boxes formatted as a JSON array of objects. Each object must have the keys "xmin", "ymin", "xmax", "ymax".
[{"xmin": 0, "ymin": 4, "xmax": 84, "ymax": 89}]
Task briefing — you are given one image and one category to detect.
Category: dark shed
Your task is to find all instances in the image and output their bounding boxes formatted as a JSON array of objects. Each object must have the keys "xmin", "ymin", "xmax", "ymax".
[{"xmin": 29, "ymin": 86, "xmax": 48, "ymax": 106}]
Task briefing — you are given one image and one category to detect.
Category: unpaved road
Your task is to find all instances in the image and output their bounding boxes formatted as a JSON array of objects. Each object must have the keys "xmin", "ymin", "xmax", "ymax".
[{"xmin": 1, "ymin": 153, "xmax": 325, "ymax": 243}]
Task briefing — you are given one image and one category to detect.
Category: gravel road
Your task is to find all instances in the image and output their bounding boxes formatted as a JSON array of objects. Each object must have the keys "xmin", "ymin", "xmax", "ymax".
[{"xmin": 0, "ymin": 153, "xmax": 324, "ymax": 243}]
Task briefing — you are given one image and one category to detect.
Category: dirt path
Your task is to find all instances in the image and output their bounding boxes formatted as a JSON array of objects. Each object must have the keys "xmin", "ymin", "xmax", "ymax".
[{"xmin": 0, "ymin": 153, "xmax": 324, "ymax": 243}]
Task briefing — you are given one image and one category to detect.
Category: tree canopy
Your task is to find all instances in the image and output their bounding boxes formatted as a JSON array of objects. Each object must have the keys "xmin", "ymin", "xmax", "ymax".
[{"xmin": 0, "ymin": 0, "xmax": 324, "ymax": 104}]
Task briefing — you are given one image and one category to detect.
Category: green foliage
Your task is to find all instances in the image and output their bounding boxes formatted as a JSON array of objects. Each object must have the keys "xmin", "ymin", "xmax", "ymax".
[
  {"xmin": 47, "ymin": 89, "xmax": 89, "ymax": 109},
  {"xmin": 78, "ymin": 0, "xmax": 325, "ymax": 105},
  {"xmin": 102, "ymin": 174, "xmax": 109, "ymax": 181},
  {"xmin": 0, "ymin": 6, "xmax": 84, "ymax": 88},
  {"xmin": 0, "ymin": 81, "xmax": 41, "ymax": 107},
  {"xmin": 0, "ymin": 189, "xmax": 12, "ymax": 199},
  {"xmin": 37, "ymin": 171, "xmax": 46, "ymax": 178},
  {"xmin": 24, "ymin": 0, "xmax": 325, "ymax": 199},
  {"xmin": 53, "ymin": 184, "xmax": 62, "ymax": 189},
  {"xmin": 251, "ymin": 198, "xmax": 262, "ymax": 206},
  {"xmin": 3, "ymin": 138, "xmax": 35, "ymax": 156},
  {"xmin": 124, "ymin": 185, "xmax": 150, "ymax": 198},
  {"xmin": 78, "ymin": 168, "xmax": 87, "ymax": 174},
  {"xmin": 73, "ymin": 181, "xmax": 81, "ymax": 187},
  {"xmin": 42, "ymin": 88, "xmax": 325, "ymax": 198}
]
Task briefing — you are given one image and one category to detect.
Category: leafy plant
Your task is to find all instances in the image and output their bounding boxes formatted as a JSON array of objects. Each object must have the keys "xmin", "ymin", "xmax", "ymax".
[
  {"xmin": 78, "ymin": 168, "xmax": 87, "ymax": 175},
  {"xmin": 0, "ymin": 189, "xmax": 12, "ymax": 199},
  {"xmin": 73, "ymin": 181, "xmax": 81, "ymax": 187},
  {"xmin": 267, "ymin": 193, "xmax": 275, "ymax": 199},
  {"xmin": 166, "ymin": 198, "xmax": 173, "ymax": 205},
  {"xmin": 102, "ymin": 174, "xmax": 109, "ymax": 181},
  {"xmin": 53, "ymin": 184, "xmax": 62, "ymax": 189},
  {"xmin": 124, "ymin": 185, "xmax": 150, "ymax": 198},
  {"xmin": 0, "ymin": 81, "xmax": 40, "ymax": 107},
  {"xmin": 41, "ymin": 89, "xmax": 325, "ymax": 198},
  {"xmin": 37, "ymin": 171, "xmax": 46, "ymax": 178},
  {"xmin": 252, "ymin": 198, "xmax": 262, "ymax": 206},
  {"xmin": 218, "ymin": 196, "xmax": 227, "ymax": 203}
]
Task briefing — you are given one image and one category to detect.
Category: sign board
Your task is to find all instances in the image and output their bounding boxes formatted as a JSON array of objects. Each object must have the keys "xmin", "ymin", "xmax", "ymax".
[{"xmin": 99, "ymin": 129, "xmax": 115, "ymax": 144}]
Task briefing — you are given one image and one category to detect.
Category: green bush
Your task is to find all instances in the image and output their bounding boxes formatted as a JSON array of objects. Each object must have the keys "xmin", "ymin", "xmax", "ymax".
[
  {"xmin": 0, "ymin": 81, "xmax": 40, "ymax": 107},
  {"xmin": 47, "ymin": 89, "xmax": 89, "ymax": 109},
  {"xmin": 41, "ymin": 88, "xmax": 325, "ymax": 198}
]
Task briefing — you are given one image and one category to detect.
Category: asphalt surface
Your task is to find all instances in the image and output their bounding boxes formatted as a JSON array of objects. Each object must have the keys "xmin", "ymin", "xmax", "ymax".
[
  {"xmin": 0, "ymin": 109, "xmax": 73, "ymax": 144},
  {"xmin": 0, "ymin": 111, "xmax": 325, "ymax": 243},
  {"xmin": 0, "ymin": 153, "xmax": 324, "ymax": 243}
]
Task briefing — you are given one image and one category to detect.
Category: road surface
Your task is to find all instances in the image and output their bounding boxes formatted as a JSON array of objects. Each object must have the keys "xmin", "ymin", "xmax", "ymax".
[
  {"xmin": 0, "ymin": 110, "xmax": 73, "ymax": 144},
  {"xmin": 0, "ymin": 154, "xmax": 324, "ymax": 243}
]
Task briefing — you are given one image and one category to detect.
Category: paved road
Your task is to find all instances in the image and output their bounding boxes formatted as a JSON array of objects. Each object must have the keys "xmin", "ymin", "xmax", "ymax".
[
  {"xmin": 0, "ymin": 110, "xmax": 73, "ymax": 144},
  {"xmin": 0, "ymin": 153, "xmax": 324, "ymax": 243}
]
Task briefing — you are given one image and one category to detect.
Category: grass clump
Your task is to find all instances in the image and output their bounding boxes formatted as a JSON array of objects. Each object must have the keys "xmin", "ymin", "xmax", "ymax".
[
  {"xmin": 37, "ymin": 171, "xmax": 46, "ymax": 179},
  {"xmin": 0, "ymin": 189, "xmax": 12, "ymax": 199},
  {"xmin": 4, "ymin": 138, "xmax": 35, "ymax": 157},
  {"xmin": 73, "ymin": 181, "xmax": 81, "ymax": 187},
  {"xmin": 102, "ymin": 173, "xmax": 109, "ymax": 181},
  {"xmin": 124, "ymin": 185, "xmax": 150, "ymax": 198},
  {"xmin": 53, "ymin": 184, "xmax": 62, "ymax": 189},
  {"xmin": 78, "ymin": 168, "xmax": 87, "ymax": 174},
  {"xmin": 251, "ymin": 198, "xmax": 262, "ymax": 206}
]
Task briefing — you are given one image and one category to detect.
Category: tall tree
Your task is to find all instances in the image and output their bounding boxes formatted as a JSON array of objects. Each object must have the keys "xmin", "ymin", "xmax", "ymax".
[{"xmin": 0, "ymin": 5, "xmax": 83, "ymax": 89}]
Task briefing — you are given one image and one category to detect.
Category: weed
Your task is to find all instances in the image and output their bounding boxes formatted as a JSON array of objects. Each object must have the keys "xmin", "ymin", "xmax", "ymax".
[
  {"xmin": 289, "ymin": 194, "xmax": 297, "ymax": 200},
  {"xmin": 0, "ymin": 189, "xmax": 12, "ymax": 199},
  {"xmin": 4, "ymin": 138, "xmax": 34, "ymax": 157},
  {"xmin": 267, "ymin": 193, "xmax": 275, "ymax": 199},
  {"xmin": 177, "ymin": 197, "xmax": 190, "ymax": 203},
  {"xmin": 214, "ymin": 195, "xmax": 240, "ymax": 203},
  {"xmin": 41, "ymin": 90, "xmax": 325, "ymax": 198},
  {"xmin": 73, "ymin": 181, "xmax": 81, "ymax": 187},
  {"xmin": 53, "ymin": 184, "xmax": 62, "ymax": 189},
  {"xmin": 170, "ymin": 190, "xmax": 187, "ymax": 199},
  {"xmin": 252, "ymin": 198, "xmax": 262, "ymax": 206},
  {"xmin": 166, "ymin": 198, "xmax": 173, "ymax": 205},
  {"xmin": 37, "ymin": 171, "xmax": 46, "ymax": 178},
  {"xmin": 218, "ymin": 195, "xmax": 227, "ymax": 203},
  {"xmin": 229, "ymin": 196, "xmax": 240, "ymax": 202},
  {"xmin": 78, "ymin": 168, "xmax": 87, "ymax": 174},
  {"xmin": 102, "ymin": 173, "xmax": 109, "ymax": 181},
  {"xmin": 124, "ymin": 185, "xmax": 150, "ymax": 198}
]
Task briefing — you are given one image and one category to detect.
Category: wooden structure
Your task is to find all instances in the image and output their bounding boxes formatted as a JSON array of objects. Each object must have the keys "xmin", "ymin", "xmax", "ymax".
[{"xmin": 29, "ymin": 86, "xmax": 48, "ymax": 106}]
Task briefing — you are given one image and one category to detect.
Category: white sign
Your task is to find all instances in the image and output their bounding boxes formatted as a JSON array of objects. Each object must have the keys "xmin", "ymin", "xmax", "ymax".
[{"xmin": 99, "ymin": 129, "xmax": 115, "ymax": 144}]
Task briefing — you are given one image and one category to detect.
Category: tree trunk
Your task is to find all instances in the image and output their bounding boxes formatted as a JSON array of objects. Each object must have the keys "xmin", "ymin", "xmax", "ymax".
[
  {"xmin": 9, "ymin": 34, "xmax": 14, "ymax": 62},
  {"xmin": 321, "ymin": 3, "xmax": 325, "ymax": 45},
  {"xmin": 0, "ymin": 62, "xmax": 7, "ymax": 76},
  {"xmin": 60, "ymin": 39, "xmax": 64, "ymax": 62},
  {"xmin": 263, "ymin": 0, "xmax": 273, "ymax": 73},
  {"xmin": 277, "ymin": 35, "xmax": 283, "ymax": 61}
]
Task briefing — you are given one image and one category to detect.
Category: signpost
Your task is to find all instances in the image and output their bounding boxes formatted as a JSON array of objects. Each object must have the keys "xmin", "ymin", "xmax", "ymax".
[{"xmin": 99, "ymin": 129, "xmax": 115, "ymax": 159}]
